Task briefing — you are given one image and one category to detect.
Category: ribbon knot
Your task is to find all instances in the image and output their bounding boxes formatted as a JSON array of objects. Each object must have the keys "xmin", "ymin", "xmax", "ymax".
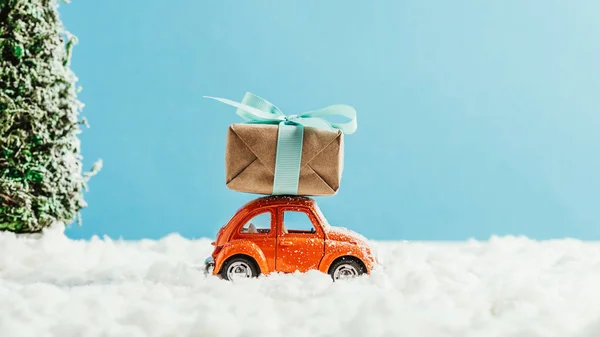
[
  {"xmin": 285, "ymin": 115, "xmax": 297, "ymax": 122},
  {"xmin": 205, "ymin": 92, "xmax": 357, "ymax": 195}
]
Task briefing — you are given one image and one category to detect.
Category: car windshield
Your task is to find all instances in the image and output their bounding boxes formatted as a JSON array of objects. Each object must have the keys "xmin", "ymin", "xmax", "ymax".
[{"xmin": 313, "ymin": 204, "xmax": 330, "ymax": 228}]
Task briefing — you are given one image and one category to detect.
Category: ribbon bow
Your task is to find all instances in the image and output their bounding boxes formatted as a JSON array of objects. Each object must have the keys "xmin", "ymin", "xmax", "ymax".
[
  {"xmin": 205, "ymin": 92, "xmax": 357, "ymax": 195},
  {"xmin": 204, "ymin": 92, "xmax": 357, "ymax": 134}
]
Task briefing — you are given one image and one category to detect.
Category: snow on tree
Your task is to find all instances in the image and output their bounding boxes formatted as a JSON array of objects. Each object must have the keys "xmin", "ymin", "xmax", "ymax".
[{"xmin": 0, "ymin": 0, "xmax": 100, "ymax": 233}]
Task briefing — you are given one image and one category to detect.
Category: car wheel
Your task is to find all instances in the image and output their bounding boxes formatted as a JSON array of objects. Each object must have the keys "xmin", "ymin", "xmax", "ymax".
[
  {"xmin": 220, "ymin": 256, "xmax": 259, "ymax": 281},
  {"xmin": 329, "ymin": 257, "xmax": 365, "ymax": 281}
]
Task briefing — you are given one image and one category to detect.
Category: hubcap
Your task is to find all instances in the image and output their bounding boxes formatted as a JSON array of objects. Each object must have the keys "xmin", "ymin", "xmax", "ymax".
[
  {"xmin": 333, "ymin": 263, "xmax": 359, "ymax": 280},
  {"xmin": 227, "ymin": 261, "xmax": 253, "ymax": 279}
]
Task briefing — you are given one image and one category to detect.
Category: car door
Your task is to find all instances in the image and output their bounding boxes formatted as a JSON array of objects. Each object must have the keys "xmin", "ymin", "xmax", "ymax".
[
  {"xmin": 230, "ymin": 207, "xmax": 277, "ymax": 271},
  {"xmin": 275, "ymin": 206, "xmax": 325, "ymax": 273}
]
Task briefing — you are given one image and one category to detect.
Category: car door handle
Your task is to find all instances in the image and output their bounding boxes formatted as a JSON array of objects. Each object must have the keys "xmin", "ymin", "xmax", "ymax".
[{"xmin": 279, "ymin": 240, "xmax": 293, "ymax": 246}]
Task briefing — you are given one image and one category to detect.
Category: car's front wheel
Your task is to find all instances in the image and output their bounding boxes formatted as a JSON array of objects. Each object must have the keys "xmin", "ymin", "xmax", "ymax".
[
  {"xmin": 220, "ymin": 256, "xmax": 259, "ymax": 281},
  {"xmin": 328, "ymin": 257, "xmax": 366, "ymax": 281}
]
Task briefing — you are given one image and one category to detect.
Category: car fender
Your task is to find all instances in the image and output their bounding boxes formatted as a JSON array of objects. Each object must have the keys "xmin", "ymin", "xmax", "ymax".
[
  {"xmin": 213, "ymin": 240, "xmax": 270, "ymax": 275},
  {"xmin": 319, "ymin": 241, "xmax": 373, "ymax": 274}
]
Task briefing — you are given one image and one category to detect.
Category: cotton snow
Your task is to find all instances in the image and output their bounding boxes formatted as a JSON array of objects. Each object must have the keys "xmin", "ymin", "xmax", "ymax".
[{"xmin": 1, "ymin": 226, "xmax": 600, "ymax": 337}]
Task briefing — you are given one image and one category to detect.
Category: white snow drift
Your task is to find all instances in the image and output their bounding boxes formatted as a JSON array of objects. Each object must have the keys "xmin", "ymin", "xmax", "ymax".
[{"xmin": 1, "ymin": 225, "xmax": 600, "ymax": 337}]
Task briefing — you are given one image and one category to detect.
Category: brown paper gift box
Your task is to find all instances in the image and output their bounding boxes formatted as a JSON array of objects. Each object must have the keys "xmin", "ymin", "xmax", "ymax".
[{"xmin": 225, "ymin": 123, "xmax": 344, "ymax": 196}]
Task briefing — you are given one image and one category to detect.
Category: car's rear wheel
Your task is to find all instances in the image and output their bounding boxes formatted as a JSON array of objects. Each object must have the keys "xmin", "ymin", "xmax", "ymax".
[
  {"xmin": 328, "ymin": 257, "xmax": 366, "ymax": 281},
  {"xmin": 220, "ymin": 256, "xmax": 259, "ymax": 281}
]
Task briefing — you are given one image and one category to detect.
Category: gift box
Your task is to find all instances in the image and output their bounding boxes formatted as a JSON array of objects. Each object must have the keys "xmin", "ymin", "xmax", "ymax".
[
  {"xmin": 225, "ymin": 123, "xmax": 344, "ymax": 196},
  {"xmin": 205, "ymin": 92, "xmax": 357, "ymax": 196}
]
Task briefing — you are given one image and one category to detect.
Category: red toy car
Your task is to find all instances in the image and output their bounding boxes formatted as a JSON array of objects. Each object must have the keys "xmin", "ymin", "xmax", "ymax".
[{"xmin": 204, "ymin": 195, "xmax": 376, "ymax": 281}]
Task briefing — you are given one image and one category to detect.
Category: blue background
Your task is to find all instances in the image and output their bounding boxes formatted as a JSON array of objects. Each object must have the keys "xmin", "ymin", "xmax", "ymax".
[{"xmin": 60, "ymin": 1, "xmax": 600, "ymax": 241}]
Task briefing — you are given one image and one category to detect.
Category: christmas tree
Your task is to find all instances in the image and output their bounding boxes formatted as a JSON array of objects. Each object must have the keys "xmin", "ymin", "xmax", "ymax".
[{"xmin": 0, "ymin": 0, "xmax": 100, "ymax": 233}]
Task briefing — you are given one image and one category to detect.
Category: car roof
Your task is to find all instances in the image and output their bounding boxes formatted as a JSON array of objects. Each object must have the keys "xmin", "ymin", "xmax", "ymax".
[{"xmin": 240, "ymin": 195, "xmax": 317, "ymax": 210}]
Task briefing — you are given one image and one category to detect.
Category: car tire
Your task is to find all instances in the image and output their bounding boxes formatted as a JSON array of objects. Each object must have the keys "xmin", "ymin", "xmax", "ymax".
[
  {"xmin": 328, "ymin": 257, "xmax": 366, "ymax": 281},
  {"xmin": 220, "ymin": 256, "xmax": 260, "ymax": 281}
]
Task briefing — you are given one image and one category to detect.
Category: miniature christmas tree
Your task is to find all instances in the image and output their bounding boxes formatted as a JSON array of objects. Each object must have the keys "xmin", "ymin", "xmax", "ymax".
[{"xmin": 0, "ymin": 0, "xmax": 100, "ymax": 233}]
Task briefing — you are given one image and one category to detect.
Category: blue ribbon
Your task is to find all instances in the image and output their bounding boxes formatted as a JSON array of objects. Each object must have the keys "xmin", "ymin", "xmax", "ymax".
[{"xmin": 205, "ymin": 92, "xmax": 357, "ymax": 195}]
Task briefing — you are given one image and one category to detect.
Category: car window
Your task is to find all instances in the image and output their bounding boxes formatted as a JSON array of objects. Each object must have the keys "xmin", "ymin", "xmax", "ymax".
[
  {"xmin": 282, "ymin": 210, "xmax": 316, "ymax": 234},
  {"xmin": 240, "ymin": 212, "xmax": 271, "ymax": 234}
]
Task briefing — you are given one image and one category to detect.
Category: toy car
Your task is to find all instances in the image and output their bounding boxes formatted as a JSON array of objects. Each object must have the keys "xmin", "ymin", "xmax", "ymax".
[{"xmin": 204, "ymin": 195, "xmax": 376, "ymax": 281}]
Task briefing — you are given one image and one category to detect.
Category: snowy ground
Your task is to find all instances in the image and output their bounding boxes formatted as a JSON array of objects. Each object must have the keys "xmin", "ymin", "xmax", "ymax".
[{"xmin": 2, "ymin": 227, "xmax": 600, "ymax": 337}]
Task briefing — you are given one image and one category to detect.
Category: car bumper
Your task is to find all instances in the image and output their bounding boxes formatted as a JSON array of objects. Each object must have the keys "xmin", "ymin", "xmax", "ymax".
[{"xmin": 204, "ymin": 256, "xmax": 215, "ymax": 275}]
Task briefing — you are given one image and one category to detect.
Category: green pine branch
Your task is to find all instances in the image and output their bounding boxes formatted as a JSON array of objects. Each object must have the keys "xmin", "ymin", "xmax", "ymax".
[{"xmin": 0, "ymin": 0, "xmax": 100, "ymax": 233}]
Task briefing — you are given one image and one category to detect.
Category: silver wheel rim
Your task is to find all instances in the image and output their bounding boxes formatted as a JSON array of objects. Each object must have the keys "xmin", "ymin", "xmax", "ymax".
[
  {"xmin": 227, "ymin": 261, "xmax": 253, "ymax": 279},
  {"xmin": 333, "ymin": 263, "xmax": 359, "ymax": 280}
]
